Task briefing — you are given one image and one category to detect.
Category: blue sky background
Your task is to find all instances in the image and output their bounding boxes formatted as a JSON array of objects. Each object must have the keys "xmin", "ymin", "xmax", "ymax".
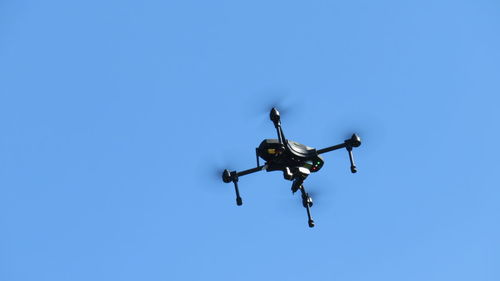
[{"xmin": 1, "ymin": 1, "xmax": 499, "ymax": 280}]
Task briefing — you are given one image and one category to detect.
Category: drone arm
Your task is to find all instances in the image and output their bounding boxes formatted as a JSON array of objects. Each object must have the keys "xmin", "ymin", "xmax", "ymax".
[
  {"xmin": 223, "ymin": 165, "xmax": 266, "ymax": 183},
  {"xmin": 275, "ymin": 125, "xmax": 286, "ymax": 145},
  {"xmin": 318, "ymin": 143, "xmax": 358, "ymax": 173},
  {"xmin": 317, "ymin": 143, "xmax": 347, "ymax": 154},
  {"xmin": 317, "ymin": 134, "xmax": 362, "ymax": 173},
  {"xmin": 237, "ymin": 165, "xmax": 266, "ymax": 177},
  {"xmin": 223, "ymin": 165, "xmax": 267, "ymax": 206}
]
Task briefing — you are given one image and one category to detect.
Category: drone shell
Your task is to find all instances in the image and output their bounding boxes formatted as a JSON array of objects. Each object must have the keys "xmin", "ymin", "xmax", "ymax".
[{"xmin": 257, "ymin": 139, "xmax": 324, "ymax": 172}]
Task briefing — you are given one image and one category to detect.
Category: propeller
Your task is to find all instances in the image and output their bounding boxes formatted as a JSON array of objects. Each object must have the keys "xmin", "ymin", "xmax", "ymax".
[
  {"xmin": 199, "ymin": 151, "xmax": 240, "ymax": 186},
  {"xmin": 244, "ymin": 91, "xmax": 308, "ymax": 124},
  {"xmin": 273, "ymin": 178, "xmax": 336, "ymax": 215},
  {"xmin": 258, "ymin": 92, "xmax": 295, "ymax": 116},
  {"xmin": 333, "ymin": 113, "xmax": 385, "ymax": 155},
  {"xmin": 302, "ymin": 184, "xmax": 337, "ymax": 211}
]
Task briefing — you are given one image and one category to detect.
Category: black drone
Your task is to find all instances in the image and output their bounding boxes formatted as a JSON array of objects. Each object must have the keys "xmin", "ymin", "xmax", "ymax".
[{"xmin": 222, "ymin": 108, "xmax": 361, "ymax": 227}]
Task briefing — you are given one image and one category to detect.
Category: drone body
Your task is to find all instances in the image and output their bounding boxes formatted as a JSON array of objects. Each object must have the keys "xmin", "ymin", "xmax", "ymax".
[{"xmin": 222, "ymin": 108, "xmax": 361, "ymax": 228}]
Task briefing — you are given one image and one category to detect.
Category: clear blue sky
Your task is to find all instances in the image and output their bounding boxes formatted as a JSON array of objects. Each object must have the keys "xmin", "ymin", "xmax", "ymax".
[{"xmin": 1, "ymin": 1, "xmax": 499, "ymax": 280}]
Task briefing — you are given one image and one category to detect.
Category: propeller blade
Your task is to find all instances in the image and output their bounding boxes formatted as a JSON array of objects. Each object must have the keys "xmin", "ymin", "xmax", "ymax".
[{"xmin": 244, "ymin": 91, "xmax": 308, "ymax": 124}]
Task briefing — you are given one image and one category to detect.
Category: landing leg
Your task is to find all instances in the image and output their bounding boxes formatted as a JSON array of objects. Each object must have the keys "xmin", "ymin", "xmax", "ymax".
[{"xmin": 300, "ymin": 185, "xmax": 315, "ymax": 228}]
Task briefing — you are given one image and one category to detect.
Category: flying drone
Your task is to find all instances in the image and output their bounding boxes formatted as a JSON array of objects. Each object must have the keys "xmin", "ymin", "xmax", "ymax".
[{"xmin": 222, "ymin": 108, "xmax": 362, "ymax": 227}]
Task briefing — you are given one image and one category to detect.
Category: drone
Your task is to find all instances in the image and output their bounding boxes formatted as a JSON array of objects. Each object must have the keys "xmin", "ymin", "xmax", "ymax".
[{"xmin": 222, "ymin": 108, "xmax": 361, "ymax": 227}]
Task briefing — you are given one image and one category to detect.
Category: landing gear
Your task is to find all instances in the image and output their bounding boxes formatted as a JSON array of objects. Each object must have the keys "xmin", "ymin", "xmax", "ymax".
[
  {"xmin": 299, "ymin": 184, "xmax": 315, "ymax": 228},
  {"xmin": 223, "ymin": 169, "xmax": 243, "ymax": 206}
]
